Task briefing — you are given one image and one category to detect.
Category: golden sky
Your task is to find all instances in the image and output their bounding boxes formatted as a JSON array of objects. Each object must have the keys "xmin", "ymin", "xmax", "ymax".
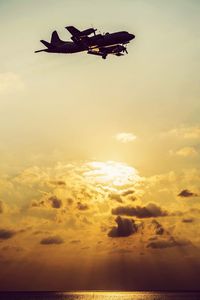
[{"xmin": 0, "ymin": 0, "xmax": 200, "ymax": 291}]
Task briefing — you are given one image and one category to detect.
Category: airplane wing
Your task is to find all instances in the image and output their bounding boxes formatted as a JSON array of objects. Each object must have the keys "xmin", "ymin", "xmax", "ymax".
[
  {"xmin": 66, "ymin": 26, "xmax": 81, "ymax": 37},
  {"xmin": 65, "ymin": 26, "xmax": 97, "ymax": 44}
]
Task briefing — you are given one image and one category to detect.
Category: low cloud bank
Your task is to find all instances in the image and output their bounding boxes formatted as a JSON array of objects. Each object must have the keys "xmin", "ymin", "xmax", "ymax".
[
  {"xmin": 40, "ymin": 236, "xmax": 64, "ymax": 245},
  {"xmin": 0, "ymin": 229, "xmax": 16, "ymax": 240},
  {"xmin": 112, "ymin": 203, "xmax": 168, "ymax": 218},
  {"xmin": 178, "ymin": 189, "xmax": 198, "ymax": 198},
  {"xmin": 147, "ymin": 237, "xmax": 191, "ymax": 249}
]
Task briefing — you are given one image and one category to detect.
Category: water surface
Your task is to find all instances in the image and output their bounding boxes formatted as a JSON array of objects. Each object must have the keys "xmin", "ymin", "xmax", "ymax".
[{"xmin": 1, "ymin": 291, "xmax": 200, "ymax": 300}]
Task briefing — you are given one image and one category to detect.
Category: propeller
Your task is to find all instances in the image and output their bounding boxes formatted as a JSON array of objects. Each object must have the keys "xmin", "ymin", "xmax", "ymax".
[
  {"xmin": 121, "ymin": 45, "xmax": 128, "ymax": 54},
  {"xmin": 90, "ymin": 24, "xmax": 97, "ymax": 35},
  {"xmin": 116, "ymin": 45, "xmax": 128, "ymax": 55},
  {"xmin": 124, "ymin": 47, "xmax": 128, "ymax": 54}
]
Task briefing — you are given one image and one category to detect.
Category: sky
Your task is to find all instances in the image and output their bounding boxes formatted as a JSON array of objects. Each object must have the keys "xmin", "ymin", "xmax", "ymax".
[{"xmin": 0, "ymin": 0, "xmax": 200, "ymax": 291}]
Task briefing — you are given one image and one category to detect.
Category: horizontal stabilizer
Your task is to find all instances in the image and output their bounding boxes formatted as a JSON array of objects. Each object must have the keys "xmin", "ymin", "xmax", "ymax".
[
  {"xmin": 35, "ymin": 49, "xmax": 46, "ymax": 53},
  {"xmin": 40, "ymin": 40, "xmax": 51, "ymax": 48}
]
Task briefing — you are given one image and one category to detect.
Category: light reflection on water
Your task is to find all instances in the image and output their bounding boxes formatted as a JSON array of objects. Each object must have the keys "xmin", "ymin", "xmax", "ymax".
[
  {"xmin": 1, "ymin": 291, "xmax": 200, "ymax": 300},
  {"xmin": 61, "ymin": 292, "xmax": 200, "ymax": 300}
]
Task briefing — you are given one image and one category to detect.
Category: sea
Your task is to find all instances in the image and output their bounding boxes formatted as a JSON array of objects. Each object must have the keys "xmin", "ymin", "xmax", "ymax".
[{"xmin": 0, "ymin": 291, "xmax": 200, "ymax": 300}]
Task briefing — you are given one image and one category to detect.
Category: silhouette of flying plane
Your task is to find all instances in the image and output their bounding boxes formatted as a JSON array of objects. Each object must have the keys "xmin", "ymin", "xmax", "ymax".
[{"xmin": 35, "ymin": 25, "xmax": 135, "ymax": 59}]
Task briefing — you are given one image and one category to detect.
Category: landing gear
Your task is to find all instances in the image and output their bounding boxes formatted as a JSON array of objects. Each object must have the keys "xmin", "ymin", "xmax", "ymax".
[{"xmin": 102, "ymin": 54, "xmax": 107, "ymax": 59}]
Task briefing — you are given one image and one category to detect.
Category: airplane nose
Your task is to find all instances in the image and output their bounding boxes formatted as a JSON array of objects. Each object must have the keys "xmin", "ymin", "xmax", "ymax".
[{"xmin": 130, "ymin": 34, "xmax": 135, "ymax": 40}]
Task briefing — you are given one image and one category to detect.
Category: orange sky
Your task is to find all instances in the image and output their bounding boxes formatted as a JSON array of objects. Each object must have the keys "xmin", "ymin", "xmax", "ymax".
[{"xmin": 0, "ymin": 0, "xmax": 200, "ymax": 291}]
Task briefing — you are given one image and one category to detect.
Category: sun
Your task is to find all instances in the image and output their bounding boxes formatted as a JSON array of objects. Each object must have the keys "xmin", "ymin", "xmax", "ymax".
[{"xmin": 84, "ymin": 161, "xmax": 140, "ymax": 189}]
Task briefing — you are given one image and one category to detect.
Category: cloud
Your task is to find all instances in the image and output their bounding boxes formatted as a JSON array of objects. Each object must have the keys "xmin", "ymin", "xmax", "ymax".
[
  {"xmin": 1, "ymin": 245, "xmax": 24, "ymax": 252},
  {"xmin": 121, "ymin": 189, "xmax": 135, "ymax": 197},
  {"xmin": 127, "ymin": 196, "xmax": 137, "ymax": 202},
  {"xmin": 67, "ymin": 198, "xmax": 74, "ymax": 205},
  {"xmin": 150, "ymin": 220, "xmax": 165, "ymax": 235},
  {"xmin": 82, "ymin": 216, "xmax": 92, "ymax": 225},
  {"xmin": 165, "ymin": 125, "xmax": 200, "ymax": 139},
  {"xmin": 108, "ymin": 216, "xmax": 138, "ymax": 237},
  {"xmin": 182, "ymin": 218, "xmax": 194, "ymax": 223},
  {"xmin": 0, "ymin": 229, "xmax": 16, "ymax": 240},
  {"xmin": 31, "ymin": 200, "xmax": 46, "ymax": 208},
  {"xmin": 0, "ymin": 201, "xmax": 4, "ymax": 213},
  {"xmin": 114, "ymin": 132, "xmax": 137, "ymax": 143},
  {"xmin": 109, "ymin": 193, "xmax": 123, "ymax": 203},
  {"xmin": 0, "ymin": 72, "xmax": 24, "ymax": 93},
  {"xmin": 49, "ymin": 196, "xmax": 62, "ymax": 209},
  {"xmin": 84, "ymin": 161, "xmax": 140, "ymax": 190},
  {"xmin": 147, "ymin": 237, "xmax": 191, "ymax": 249},
  {"xmin": 32, "ymin": 195, "xmax": 63, "ymax": 209},
  {"xmin": 171, "ymin": 147, "xmax": 198, "ymax": 157},
  {"xmin": 178, "ymin": 189, "xmax": 198, "ymax": 198},
  {"xmin": 77, "ymin": 202, "xmax": 89, "ymax": 211},
  {"xmin": 33, "ymin": 230, "xmax": 50, "ymax": 235},
  {"xmin": 49, "ymin": 180, "xmax": 66, "ymax": 186},
  {"xmin": 70, "ymin": 240, "xmax": 81, "ymax": 244},
  {"xmin": 40, "ymin": 236, "xmax": 64, "ymax": 245},
  {"xmin": 112, "ymin": 203, "xmax": 168, "ymax": 218}
]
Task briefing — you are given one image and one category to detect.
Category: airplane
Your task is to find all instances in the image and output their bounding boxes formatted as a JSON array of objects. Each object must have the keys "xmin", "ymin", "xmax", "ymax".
[{"xmin": 35, "ymin": 25, "xmax": 135, "ymax": 59}]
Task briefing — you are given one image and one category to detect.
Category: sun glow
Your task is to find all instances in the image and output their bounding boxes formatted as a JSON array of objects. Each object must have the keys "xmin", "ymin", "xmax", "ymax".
[{"xmin": 84, "ymin": 161, "xmax": 140, "ymax": 188}]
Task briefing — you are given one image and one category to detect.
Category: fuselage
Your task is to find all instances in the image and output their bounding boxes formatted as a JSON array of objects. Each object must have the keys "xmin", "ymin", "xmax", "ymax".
[
  {"xmin": 46, "ymin": 31, "xmax": 135, "ymax": 54},
  {"xmin": 47, "ymin": 41, "xmax": 85, "ymax": 53}
]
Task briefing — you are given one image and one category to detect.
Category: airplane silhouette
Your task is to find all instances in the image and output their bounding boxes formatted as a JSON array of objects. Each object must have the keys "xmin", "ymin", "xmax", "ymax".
[{"xmin": 35, "ymin": 25, "xmax": 135, "ymax": 59}]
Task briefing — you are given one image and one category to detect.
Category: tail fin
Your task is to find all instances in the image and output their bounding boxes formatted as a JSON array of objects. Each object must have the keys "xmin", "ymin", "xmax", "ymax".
[
  {"xmin": 40, "ymin": 40, "xmax": 51, "ymax": 48},
  {"xmin": 51, "ymin": 30, "xmax": 63, "ymax": 45}
]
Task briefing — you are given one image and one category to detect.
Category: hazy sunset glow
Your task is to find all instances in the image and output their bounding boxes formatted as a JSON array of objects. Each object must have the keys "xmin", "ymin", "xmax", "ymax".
[
  {"xmin": 84, "ymin": 161, "xmax": 140, "ymax": 188},
  {"xmin": 0, "ymin": 0, "xmax": 200, "ymax": 293}
]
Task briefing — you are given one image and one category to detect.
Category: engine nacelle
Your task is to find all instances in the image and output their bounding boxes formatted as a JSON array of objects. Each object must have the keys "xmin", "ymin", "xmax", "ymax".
[{"xmin": 115, "ymin": 45, "xmax": 126, "ymax": 52}]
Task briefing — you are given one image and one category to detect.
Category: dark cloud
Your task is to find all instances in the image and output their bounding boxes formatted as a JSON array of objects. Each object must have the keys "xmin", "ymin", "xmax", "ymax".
[
  {"xmin": 31, "ymin": 199, "xmax": 45, "ymax": 208},
  {"xmin": 112, "ymin": 203, "xmax": 168, "ymax": 218},
  {"xmin": 128, "ymin": 196, "xmax": 137, "ymax": 202},
  {"xmin": 0, "ymin": 201, "xmax": 3, "ymax": 213},
  {"xmin": 70, "ymin": 240, "xmax": 81, "ymax": 244},
  {"xmin": 182, "ymin": 218, "xmax": 194, "ymax": 223},
  {"xmin": 108, "ymin": 216, "xmax": 138, "ymax": 237},
  {"xmin": 148, "ymin": 236, "xmax": 158, "ymax": 241},
  {"xmin": 40, "ymin": 236, "xmax": 64, "ymax": 245},
  {"xmin": 32, "ymin": 196, "xmax": 62, "ymax": 209},
  {"xmin": 49, "ymin": 180, "xmax": 66, "ymax": 186},
  {"xmin": 147, "ymin": 237, "xmax": 191, "ymax": 249},
  {"xmin": 150, "ymin": 220, "xmax": 165, "ymax": 235},
  {"xmin": 77, "ymin": 202, "xmax": 89, "ymax": 211},
  {"xmin": 0, "ymin": 229, "xmax": 16, "ymax": 240},
  {"xmin": 49, "ymin": 196, "xmax": 62, "ymax": 209},
  {"xmin": 67, "ymin": 198, "xmax": 73, "ymax": 205},
  {"xmin": 1, "ymin": 245, "xmax": 23, "ymax": 252},
  {"xmin": 18, "ymin": 226, "xmax": 32, "ymax": 234},
  {"xmin": 178, "ymin": 189, "xmax": 198, "ymax": 198},
  {"xmin": 33, "ymin": 230, "xmax": 50, "ymax": 235},
  {"xmin": 109, "ymin": 193, "xmax": 123, "ymax": 203},
  {"xmin": 81, "ymin": 246, "xmax": 90, "ymax": 250}
]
